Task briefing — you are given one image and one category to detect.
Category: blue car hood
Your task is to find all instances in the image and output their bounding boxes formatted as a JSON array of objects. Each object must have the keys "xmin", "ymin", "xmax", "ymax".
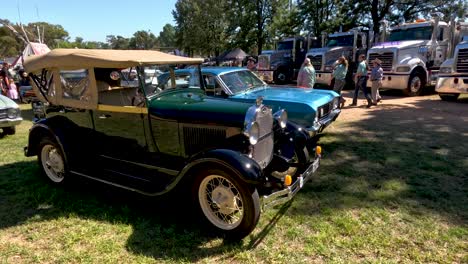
[{"xmin": 230, "ymin": 86, "xmax": 338, "ymax": 127}]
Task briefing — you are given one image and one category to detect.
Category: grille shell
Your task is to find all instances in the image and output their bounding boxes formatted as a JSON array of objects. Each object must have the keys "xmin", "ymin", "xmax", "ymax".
[
  {"xmin": 368, "ymin": 52, "xmax": 394, "ymax": 71},
  {"xmin": 456, "ymin": 48, "xmax": 468, "ymax": 73}
]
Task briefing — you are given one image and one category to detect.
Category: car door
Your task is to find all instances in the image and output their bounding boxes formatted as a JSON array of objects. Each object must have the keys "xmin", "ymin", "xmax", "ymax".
[{"xmin": 92, "ymin": 69, "xmax": 164, "ymax": 193}]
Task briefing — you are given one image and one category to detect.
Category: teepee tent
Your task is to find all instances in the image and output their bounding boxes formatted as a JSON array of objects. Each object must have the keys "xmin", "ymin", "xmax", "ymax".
[{"xmin": 12, "ymin": 42, "xmax": 51, "ymax": 69}]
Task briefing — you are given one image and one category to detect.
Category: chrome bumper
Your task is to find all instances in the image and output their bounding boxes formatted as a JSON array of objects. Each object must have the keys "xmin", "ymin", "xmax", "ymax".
[
  {"xmin": 366, "ymin": 74, "xmax": 409, "ymax": 90},
  {"xmin": 262, "ymin": 156, "xmax": 320, "ymax": 209},
  {"xmin": 0, "ymin": 117, "xmax": 22, "ymax": 128},
  {"xmin": 307, "ymin": 108, "xmax": 341, "ymax": 137},
  {"xmin": 436, "ymin": 76, "xmax": 468, "ymax": 94}
]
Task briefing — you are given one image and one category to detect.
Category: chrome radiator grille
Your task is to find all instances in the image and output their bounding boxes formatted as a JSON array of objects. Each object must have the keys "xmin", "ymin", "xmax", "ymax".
[
  {"xmin": 183, "ymin": 126, "xmax": 226, "ymax": 156},
  {"xmin": 252, "ymin": 106, "xmax": 274, "ymax": 169},
  {"xmin": 317, "ymin": 102, "xmax": 332, "ymax": 119},
  {"xmin": 257, "ymin": 55, "xmax": 271, "ymax": 70},
  {"xmin": 0, "ymin": 109, "xmax": 7, "ymax": 119},
  {"xmin": 308, "ymin": 55, "xmax": 322, "ymax": 71},
  {"xmin": 456, "ymin": 49, "xmax": 468, "ymax": 73},
  {"xmin": 368, "ymin": 52, "xmax": 394, "ymax": 71}
]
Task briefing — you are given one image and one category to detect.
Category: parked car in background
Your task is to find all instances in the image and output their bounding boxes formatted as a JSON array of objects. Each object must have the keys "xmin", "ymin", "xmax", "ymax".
[
  {"xmin": 23, "ymin": 49, "xmax": 323, "ymax": 240},
  {"xmin": 0, "ymin": 94, "xmax": 22, "ymax": 135},
  {"xmin": 157, "ymin": 67, "xmax": 341, "ymax": 137}
]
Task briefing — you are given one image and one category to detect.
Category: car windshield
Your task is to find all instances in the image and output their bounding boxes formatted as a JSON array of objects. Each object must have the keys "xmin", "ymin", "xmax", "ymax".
[
  {"xmin": 326, "ymin": 35, "xmax": 354, "ymax": 47},
  {"xmin": 140, "ymin": 65, "xmax": 200, "ymax": 97},
  {"xmin": 219, "ymin": 70, "xmax": 265, "ymax": 94},
  {"xmin": 277, "ymin": 41, "xmax": 293, "ymax": 50},
  {"xmin": 388, "ymin": 26, "xmax": 432, "ymax": 41}
]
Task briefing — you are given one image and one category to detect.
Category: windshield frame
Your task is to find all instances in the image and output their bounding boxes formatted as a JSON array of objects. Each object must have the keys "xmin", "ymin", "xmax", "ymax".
[
  {"xmin": 388, "ymin": 25, "xmax": 433, "ymax": 41},
  {"xmin": 326, "ymin": 35, "xmax": 354, "ymax": 47}
]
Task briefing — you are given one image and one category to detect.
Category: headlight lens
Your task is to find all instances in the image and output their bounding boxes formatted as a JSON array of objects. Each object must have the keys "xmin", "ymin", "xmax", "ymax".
[
  {"xmin": 244, "ymin": 121, "xmax": 260, "ymax": 145},
  {"xmin": 7, "ymin": 108, "xmax": 20, "ymax": 119},
  {"xmin": 396, "ymin": 66, "xmax": 411, "ymax": 72},
  {"xmin": 439, "ymin": 67, "xmax": 453, "ymax": 74},
  {"xmin": 324, "ymin": 66, "xmax": 333, "ymax": 72},
  {"xmin": 332, "ymin": 97, "xmax": 339, "ymax": 109},
  {"xmin": 273, "ymin": 109, "xmax": 288, "ymax": 129}
]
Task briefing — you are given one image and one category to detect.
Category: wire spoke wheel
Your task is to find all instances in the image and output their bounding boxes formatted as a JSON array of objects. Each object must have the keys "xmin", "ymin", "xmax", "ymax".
[{"xmin": 198, "ymin": 175, "xmax": 244, "ymax": 230}]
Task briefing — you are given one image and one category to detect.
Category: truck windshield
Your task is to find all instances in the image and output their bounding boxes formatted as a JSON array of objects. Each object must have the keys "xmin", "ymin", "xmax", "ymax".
[
  {"xmin": 326, "ymin": 35, "xmax": 353, "ymax": 47},
  {"xmin": 388, "ymin": 26, "xmax": 432, "ymax": 41},
  {"xmin": 277, "ymin": 41, "xmax": 293, "ymax": 50}
]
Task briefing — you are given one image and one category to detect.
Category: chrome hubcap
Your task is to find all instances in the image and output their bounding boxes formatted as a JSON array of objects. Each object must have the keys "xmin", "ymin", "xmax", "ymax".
[
  {"xmin": 198, "ymin": 175, "xmax": 243, "ymax": 230},
  {"xmin": 41, "ymin": 145, "xmax": 65, "ymax": 183},
  {"xmin": 410, "ymin": 76, "xmax": 421, "ymax": 93}
]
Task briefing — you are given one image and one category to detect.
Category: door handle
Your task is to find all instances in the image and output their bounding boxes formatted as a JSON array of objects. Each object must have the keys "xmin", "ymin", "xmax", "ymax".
[{"xmin": 99, "ymin": 114, "xmax": 111, "ymax": 119}]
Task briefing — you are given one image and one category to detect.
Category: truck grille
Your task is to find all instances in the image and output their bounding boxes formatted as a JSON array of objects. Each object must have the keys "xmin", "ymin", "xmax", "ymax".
[
  {"xmin": 251, "ymin": 106, "xmax": 274, "ymax": 169},
  {"xmin": 317, "ymin": 102, "xmax": 332, "ymax": 119},
  {"xmin": 308, "ymin": 55, "xmax": 322, "ymax": 70},
  {"xmin": 183, "ymin": 126, "xmax": 226, "ymax": 156},
  {"xmin": 368, "ymin": 52, "xmax": 393, "ymax": 71},
  {"xmin": 257, "ymin": 55, "xmax": 270, "ymax": 70},
  {"xmin": 456, "ymin": 48, "xmax": 468, "ymax": 73}
]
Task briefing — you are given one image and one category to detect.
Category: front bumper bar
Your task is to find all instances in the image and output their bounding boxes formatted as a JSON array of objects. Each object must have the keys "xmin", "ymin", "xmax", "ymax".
[
  {"xmin": 307, "ymin": 108, "xmax": 341, "ymax": 137},
  {"xmin": 262, "ymin": 155, "xmax": 320, "ymax": 209}
]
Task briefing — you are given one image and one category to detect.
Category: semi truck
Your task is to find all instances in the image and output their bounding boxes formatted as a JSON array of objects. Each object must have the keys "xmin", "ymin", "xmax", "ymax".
[
  {"xmin": 366, "ymin": 16, "xmax": 455, "ymax": 96},
  {"xmin": 435, "ymin": 21, "xmax": 468, "ymax": 101},
  {"xmin": 256, "ymin": 35, "xmax": 321, "ymax": 84},
  {"xmin": 306, "ymin": 29, "xmax": 371, "ymax": 89}
]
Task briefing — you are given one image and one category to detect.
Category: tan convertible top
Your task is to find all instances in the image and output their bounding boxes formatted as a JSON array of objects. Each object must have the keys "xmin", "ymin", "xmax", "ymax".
[{"xmin": 24, "ymin": 49, "xmax": 203, "ymax": 72}]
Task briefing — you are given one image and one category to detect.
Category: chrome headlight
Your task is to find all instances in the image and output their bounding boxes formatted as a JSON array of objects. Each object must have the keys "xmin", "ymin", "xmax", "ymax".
[
  {"xmin": 332, "ymin": 97, "xmax": 339, "ymax": 109},
  {"xmin": 244, "ymin": 121, "xmax": 260, "ymax": 145},
  {"xmin": 439, "ymin": 67, "xmax": 453, "ymax": 74},
  {"xmin": 7, "ymin": 108, "xmax": 20, "ymax": 119},
  {"xmin": 273, "ymin": 109, "xmax": 288, "ymax": 129}
]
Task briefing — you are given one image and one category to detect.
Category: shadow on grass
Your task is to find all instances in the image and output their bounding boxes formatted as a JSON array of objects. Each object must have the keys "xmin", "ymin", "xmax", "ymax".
[
  {"xmin": 0, "ymin": 94, "xmax": 467, "ymax": 261},
  {"xmin": 291, "ymin": 95, "xmax": 468, "ymax": 225}
]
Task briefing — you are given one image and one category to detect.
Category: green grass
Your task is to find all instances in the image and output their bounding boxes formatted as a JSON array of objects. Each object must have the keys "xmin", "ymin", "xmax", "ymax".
[{"xmin": 0, "ymin": 100, "xmax": 467, "ymax": 263}]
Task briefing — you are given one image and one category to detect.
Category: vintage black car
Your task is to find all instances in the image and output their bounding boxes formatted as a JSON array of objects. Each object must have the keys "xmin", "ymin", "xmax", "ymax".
[{"xmin": 23, "ymin": 49, "xmax": 322, "ymax": 239}]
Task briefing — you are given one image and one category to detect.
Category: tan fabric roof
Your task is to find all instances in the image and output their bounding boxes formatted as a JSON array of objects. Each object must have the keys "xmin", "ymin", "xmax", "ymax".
[{"xmin": 24, "ymin": 49, "xmax": 203, "ymax": 72}]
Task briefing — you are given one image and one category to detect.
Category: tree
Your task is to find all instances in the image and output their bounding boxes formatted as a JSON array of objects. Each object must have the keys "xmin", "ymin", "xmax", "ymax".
[
  {"xmin": 159, "ymin": 24, "xmax": 176, "ymax": 48},
  {"xmin": 129, "ymin": 30, "xmax": 158, "ymax": 50},
  {"xmin": 106, "ymin": 35, "xmax": 130, "ymax": 49}
]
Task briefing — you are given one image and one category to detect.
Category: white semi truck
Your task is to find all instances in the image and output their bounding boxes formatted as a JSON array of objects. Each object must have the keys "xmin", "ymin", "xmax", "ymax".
[
  {"xmin": 366, "ymin": 16, "xmax": 454, "ymax": 96},
  {"xmin": 435, "ymin": 21, "xmax": 468, "ymax": 101},
  {"xmin": 306, "ymin": 29, "xmax": 371, "ymax": 89}
]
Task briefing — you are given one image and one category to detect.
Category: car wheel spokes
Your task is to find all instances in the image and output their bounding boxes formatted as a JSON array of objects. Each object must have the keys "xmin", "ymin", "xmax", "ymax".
[{"xmin": 199, "ymin": 175, "xmax": 244, "ymax": 230}]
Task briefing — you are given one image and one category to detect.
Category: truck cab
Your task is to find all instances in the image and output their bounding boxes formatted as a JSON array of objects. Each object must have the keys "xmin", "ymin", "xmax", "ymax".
[
  {"xmin": 366, "ymin": 17, "xmax": 451, "ymax": 96},
  {"xmin": 257, "ymin": 36, "xmax": 319, "ymax": 84},
  {"xmin": 306, "ymin": 29, "xmax": 369, "ymax": 89}
]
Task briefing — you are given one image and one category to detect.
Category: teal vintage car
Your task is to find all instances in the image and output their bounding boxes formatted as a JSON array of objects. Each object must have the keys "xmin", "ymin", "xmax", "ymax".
[
  {"xmin": 157, "ymin": 67, "xmax": 342, "ymax": 137},
  {"xmin": 0, "ymin": 94, "xmax": 22, "ymax": 135},
  {"xmin": 23, "ymin": 49, "xmax": 323, "ymax": 240}
]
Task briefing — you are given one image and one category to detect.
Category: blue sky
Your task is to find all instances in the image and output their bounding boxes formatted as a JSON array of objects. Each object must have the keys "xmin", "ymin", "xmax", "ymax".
[{"xmin": 2, "ymin": 0, "xmax": 178, "ymax": 42}]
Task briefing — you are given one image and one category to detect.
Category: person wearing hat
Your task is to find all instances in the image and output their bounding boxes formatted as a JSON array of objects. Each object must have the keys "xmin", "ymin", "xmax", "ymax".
[
  {"xmin": 246, "ymin": 57, "xmax": 257, "ymax": 71},
  {"xmin": 370, "ymin": 58, "xmax": 383, "ymax": 105},
  {"xmin": 297, "ymin": 57, "xmax": 316, "ymax": 88}
]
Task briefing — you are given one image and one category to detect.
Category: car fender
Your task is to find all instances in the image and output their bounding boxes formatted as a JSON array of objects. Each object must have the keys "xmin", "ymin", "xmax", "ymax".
[
  {"xmin": 179, "ymin": 149, "xmax": 264, "ymax": 185},
  {"xmin": 25, "ymin": 116, "xmax": 73, "ymax": 161}
]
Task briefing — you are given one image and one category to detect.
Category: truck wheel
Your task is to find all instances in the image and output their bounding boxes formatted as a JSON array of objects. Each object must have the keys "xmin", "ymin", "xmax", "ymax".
[
  {"xmin": 38, "ymin": 137, "xmax": 68, "ymax": 185},
  {"xmin": 192, "ymin": 168, "xmax": 260, "ymax": 240},
  {"xmin": 274, "ymin": 70, "xmax": 289, "ymax": 85},
  {"xmin": 3, "ymin": 126, "xmax": 16, "ymax": 135},
  {"xmin": 439, "ymin": 93, "xmax": 459, "ymax": 101},
  {"xmin": 404, "ymin": 72, "xmax": 425, "ymax": 96}
]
